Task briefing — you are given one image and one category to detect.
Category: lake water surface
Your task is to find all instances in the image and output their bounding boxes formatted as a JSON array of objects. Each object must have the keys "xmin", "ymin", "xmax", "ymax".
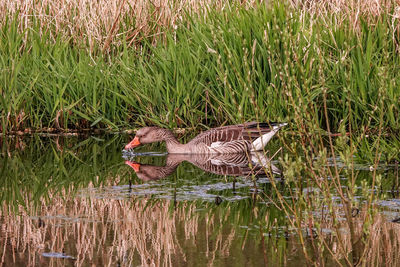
[{"xmin": 0, "ymin": 135, "xmax": 399, "ymax": 266}]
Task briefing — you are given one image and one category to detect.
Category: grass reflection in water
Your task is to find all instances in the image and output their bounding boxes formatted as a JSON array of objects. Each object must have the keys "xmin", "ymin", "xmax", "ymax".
[
  {"xmin": 0, "ymin": 135, "xmax": 400, "ymax": 266},
  {"xmin": 0, "ymin": 135, "xmax": 293, "ymax": 266}
]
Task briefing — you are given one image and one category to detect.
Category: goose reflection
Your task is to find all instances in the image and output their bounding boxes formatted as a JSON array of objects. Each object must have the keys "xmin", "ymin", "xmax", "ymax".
[{"xmin": 124, "ymin": 152, "xmax": 281, "ymax": 181}]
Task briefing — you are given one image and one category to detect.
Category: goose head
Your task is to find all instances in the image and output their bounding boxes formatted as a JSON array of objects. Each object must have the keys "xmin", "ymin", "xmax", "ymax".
[
  {"xmin": 125, "ymin": 127, "xmax": 170, "ymax": 150},
  {"xmin": 125, "ymin": 160, "xmax": 177, "ymax": 181}
]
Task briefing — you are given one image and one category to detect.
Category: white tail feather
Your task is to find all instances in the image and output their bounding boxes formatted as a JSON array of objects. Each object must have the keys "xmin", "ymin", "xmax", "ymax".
[{"xmin": 250, "ymin": 123, "xmax": 287, "ymax": 151}]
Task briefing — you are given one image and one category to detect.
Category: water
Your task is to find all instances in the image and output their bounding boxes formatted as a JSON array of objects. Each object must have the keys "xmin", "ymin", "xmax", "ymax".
[{"xmin": 0, "ymin": 135, "xmax": 399, "ymax": 266}]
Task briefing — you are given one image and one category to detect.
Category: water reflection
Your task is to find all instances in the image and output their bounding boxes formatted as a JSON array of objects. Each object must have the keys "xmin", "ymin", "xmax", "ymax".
[
  {"xmin": 123, "ymin": 151, "xmax": 281, "ymax": 181},
  {"xmin": 0, "ymin": 135, "xmax": 291, "ymax": 266},
  {"xmin": 1, "ymin": 135, "xmax": 400, "ymax": 266}
]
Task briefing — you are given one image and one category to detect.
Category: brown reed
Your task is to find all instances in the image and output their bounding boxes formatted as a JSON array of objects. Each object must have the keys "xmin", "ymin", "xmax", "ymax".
[{"xmin": 1, "ymin": 0, "xmax": 399, "ymax": 53}]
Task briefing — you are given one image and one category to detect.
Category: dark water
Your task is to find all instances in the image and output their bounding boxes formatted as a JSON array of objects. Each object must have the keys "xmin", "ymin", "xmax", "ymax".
[{"xmin": 0, "ymin": 135, "xmax": 399, "ymax": 266}]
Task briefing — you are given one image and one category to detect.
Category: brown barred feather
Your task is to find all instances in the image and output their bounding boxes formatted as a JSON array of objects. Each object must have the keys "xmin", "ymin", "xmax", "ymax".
[
  {"xmin": 188, "ymin": 122, "xmax": 276, "ymax": 146},
  {"xmin": 126, "ymin": 152, "xmax": 280, "ymax": 181},
  {"xmin": 125, "ymin": 122, "xmax": 286, "ymax": 154}
]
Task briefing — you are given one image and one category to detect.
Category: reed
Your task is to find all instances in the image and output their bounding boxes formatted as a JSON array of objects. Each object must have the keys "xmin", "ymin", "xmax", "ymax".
[
  {"xmin": 257, "ymin": 63, "xmax": 400, "ymax": 265},
  {"xmin": 1, "ymin": 1, "xmax": 399, "ymax": 139},
  {"xmin": 0, "ymin": 0, "xmax": 254, "ymax": 53},
  {"xmin": 1, "ymin": 0, "xmax": 398, "ymax": 52}
]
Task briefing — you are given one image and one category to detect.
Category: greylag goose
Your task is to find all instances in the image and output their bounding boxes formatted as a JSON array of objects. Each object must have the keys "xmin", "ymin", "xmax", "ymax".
[
  {"xmin": 125, "ymin": 152, "xmax": 280, "ymax": 181},
  {"xmin": 124, "ymin": 122, "xmax": 287, "ymax": 154}
]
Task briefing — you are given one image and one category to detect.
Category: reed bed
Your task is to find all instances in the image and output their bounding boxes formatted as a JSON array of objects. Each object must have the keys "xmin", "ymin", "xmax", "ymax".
[
  {"xmin": 0, "ymin": 0, "xmax": 255, "ymax": 52},
  {"xmin": 0, "ymin": 0, "xmax": 399, "ymax": 137},
  {"xmin": 1, "ymin": 1, "xmax": 400, "ymax": 265},
  {"xmin": 255, "ymin": 76, "xmax": 400, "ymax": 266},
  {"xmin": 1, "ymin": 0, "xmax": 399, "ymax": 51}
]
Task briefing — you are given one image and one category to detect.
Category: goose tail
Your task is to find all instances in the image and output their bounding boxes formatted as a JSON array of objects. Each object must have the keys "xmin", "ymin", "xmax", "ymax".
[{"xmin": 250, "ymin": 122, "xmax": 287, "ymax": 151}]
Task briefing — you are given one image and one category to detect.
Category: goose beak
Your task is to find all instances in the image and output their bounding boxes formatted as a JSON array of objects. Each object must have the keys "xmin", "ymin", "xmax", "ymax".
[
  {"xmin": 125, "ymin": 136, "xmax": 141, "ymax": 150},
  {"xmin": 125, "ymin": 161, "xmax": 140, "ymax": 172}
]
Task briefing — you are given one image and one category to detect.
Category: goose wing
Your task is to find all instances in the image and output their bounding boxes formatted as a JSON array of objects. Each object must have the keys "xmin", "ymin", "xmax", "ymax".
[{"xmin": 188, "ymin": 122, "xmax": 280, "ymax": 147}]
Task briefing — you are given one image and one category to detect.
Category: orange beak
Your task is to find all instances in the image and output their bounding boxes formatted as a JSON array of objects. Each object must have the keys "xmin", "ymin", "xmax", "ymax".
[
  {"xmin": 125, "ymin": 161, "xmax": 140, "ymax": 172},
  {"xmin": 124, "ymin": 136, "xmax": 141, "ymax": 150}
]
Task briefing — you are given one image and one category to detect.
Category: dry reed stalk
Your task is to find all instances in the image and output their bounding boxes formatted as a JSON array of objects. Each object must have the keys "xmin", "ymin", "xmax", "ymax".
[
  {"xmin": 3, "ymin": 0, "xmax": 398, "ymax": 53},
  {"xmin": 290, "ymin": 0, "xmax": 396, "ymax": 17},
  {"xmin": 0, "ymin": 0, "xmax": 256, "ymax": 53},
  {"xmin": 289, "ymin": 0, "xmax": 400, "ymax": 29}
]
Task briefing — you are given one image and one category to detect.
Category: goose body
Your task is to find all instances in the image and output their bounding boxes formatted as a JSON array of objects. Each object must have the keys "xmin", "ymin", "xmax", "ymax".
[{"xmin": 124, "ymin": 122, "xmax": 287, "ymax": 154}]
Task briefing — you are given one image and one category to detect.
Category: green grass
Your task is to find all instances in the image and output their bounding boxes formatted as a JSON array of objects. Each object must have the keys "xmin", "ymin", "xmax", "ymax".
[{"xmin": 0, "ymin": 3, "xmax": 399, "ymax": 138}]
